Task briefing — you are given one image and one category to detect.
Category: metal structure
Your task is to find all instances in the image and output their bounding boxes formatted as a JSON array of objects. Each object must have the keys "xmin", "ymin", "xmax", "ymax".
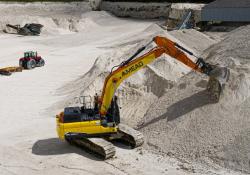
[
  {"xmin": 201, "ymin": 0, "xmax": 250, "ymax": 22},
  {"xmin": 6, "ymin": 23, "xmax": 43, "ymax": 36},
  {"xmin": 177, "ymin": 10, "xmax": 193, "ymax": 30}
]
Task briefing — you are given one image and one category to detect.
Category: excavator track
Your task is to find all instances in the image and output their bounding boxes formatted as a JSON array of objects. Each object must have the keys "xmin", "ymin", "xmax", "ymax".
[
  {"xmin": 66, "ymin": 136, "xmax": 116, "ymax": 160},
  {"xmin": 117, "ymin": 124, "xmax": 144, "ymax": 148}
]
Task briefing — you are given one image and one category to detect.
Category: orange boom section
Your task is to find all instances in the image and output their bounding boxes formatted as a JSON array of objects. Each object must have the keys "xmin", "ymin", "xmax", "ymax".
[{"xmin": 154, "ymin": 36, "xmax": 202, "ymax": 72}]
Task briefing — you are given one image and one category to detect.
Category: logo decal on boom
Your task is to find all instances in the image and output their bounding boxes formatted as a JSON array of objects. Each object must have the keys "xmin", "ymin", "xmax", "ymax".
[{"xmin": 122, "ymin": 61, "xmax": 144, "ymax": 77}]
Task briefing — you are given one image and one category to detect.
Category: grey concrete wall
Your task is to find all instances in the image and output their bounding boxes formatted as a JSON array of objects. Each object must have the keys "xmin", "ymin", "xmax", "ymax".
[
  {"xmin": 100, "ymin": 1, "xmax": 171, "ymax": 19},
  {"xmin": 169, "ymin": 3, "xmax": 205, "ymax": 23},
  {"xmin": 202, "ymin": 8, "xmax": 250, "ymax": 22}
]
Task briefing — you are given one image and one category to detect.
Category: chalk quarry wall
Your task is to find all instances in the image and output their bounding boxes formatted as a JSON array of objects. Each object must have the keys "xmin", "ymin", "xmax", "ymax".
[
  {"xmin": 95, "ymin": 1, "xmax": 204, "ymax": 23},
  {"xmin": 100, "ymin": 1, "xmax": 171, "ymax": 19}
]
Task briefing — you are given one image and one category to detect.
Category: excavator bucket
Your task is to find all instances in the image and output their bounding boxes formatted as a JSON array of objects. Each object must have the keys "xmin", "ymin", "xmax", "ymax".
[{"xmin": 206, "ymin": 66, "xmax": 230, "ymax": 102}]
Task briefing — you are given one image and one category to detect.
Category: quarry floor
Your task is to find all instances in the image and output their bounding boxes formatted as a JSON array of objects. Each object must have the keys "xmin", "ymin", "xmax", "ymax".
[{"xmin": 0, "ymin": 2, "xmax": 247, "ymax": 175}]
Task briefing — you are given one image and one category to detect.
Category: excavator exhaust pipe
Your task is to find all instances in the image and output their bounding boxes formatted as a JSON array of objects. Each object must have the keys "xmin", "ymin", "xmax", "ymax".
[{"xmin": 207, "ymin": 66, "xmax": 230, "ymax": 102}]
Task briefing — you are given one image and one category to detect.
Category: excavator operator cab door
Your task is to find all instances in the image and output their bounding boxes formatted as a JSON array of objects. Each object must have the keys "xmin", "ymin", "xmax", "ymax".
[{"xmin": 103, "ymin": 96, "xmax": 120, "ymax": 126}]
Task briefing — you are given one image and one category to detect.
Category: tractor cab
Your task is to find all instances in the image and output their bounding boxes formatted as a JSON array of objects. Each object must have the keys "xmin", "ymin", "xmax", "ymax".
[{"xmin": 24, "ymin": 51, "xmax": 37, "ymax": 58}]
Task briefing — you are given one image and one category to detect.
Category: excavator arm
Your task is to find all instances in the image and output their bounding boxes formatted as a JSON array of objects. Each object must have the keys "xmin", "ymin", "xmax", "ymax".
[
  {"xmin": 153, "ymin": 36, "xmax": 213, "ymax": 75},
  {"xmin": 99, "ymin": 36, "xmax": 229, "ymax": 116}
]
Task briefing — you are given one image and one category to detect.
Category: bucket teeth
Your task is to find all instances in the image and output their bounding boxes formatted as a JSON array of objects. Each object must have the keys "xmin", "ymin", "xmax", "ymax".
[
  {"xmin": 207, "ymin": 77, "xmax": 221, "ymax": 102},
  {"xmin": 209, "ymin": 66, "xmax": 230, "ymax": 86},
  {"xmin": 206, "ymin": 66, "xmax": 230, "ymax": 102}
]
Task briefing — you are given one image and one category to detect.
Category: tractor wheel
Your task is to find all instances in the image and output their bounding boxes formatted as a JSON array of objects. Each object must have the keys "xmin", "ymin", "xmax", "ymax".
[
  {"xmin": 26, "ymin": 59, "xmax": 36, "ymax": 69},
  {"xmin": 19, "ymin": 60, "xmax": 24, "ymax": 68},
  {"xmin": 37, "ymin": 59, "xmax": 45, "ymax": 67}
]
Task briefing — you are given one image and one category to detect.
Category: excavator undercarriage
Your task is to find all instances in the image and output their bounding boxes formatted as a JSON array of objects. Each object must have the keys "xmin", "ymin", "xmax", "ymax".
[
  {"xmin": 63, "ymin": 124, "xmax": 143, "ymax": 159},
  {"xmin": 56, "ymin": 96, "xmax": 144, "ymax": 159}
]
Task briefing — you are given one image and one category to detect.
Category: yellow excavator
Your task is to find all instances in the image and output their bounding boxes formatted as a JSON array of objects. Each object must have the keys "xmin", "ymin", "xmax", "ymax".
[{"xmin": 56, "ymin": 36, "xmax": 229, "ymax": 159}]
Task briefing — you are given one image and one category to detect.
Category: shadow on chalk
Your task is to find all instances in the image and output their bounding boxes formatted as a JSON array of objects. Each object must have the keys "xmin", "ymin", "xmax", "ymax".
[
  {"xmin": 32, "ymin": 138, "xmax": 103, "ymax": 161},
  {"xmin": 138, "ymin": 90, "xmax": 216, "ymax": 129}
]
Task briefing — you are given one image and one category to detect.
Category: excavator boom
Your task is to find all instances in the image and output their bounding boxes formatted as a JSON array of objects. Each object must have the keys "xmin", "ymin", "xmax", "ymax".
[{"xmin": 99, "ymin": 36, "xmax": 230, "ymax": 115}]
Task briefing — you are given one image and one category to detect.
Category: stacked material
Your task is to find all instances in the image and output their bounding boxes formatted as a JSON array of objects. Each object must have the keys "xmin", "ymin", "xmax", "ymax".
[{"xmin": 140, "ymin": 25, "xmax": 250, "ymax": 173}]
